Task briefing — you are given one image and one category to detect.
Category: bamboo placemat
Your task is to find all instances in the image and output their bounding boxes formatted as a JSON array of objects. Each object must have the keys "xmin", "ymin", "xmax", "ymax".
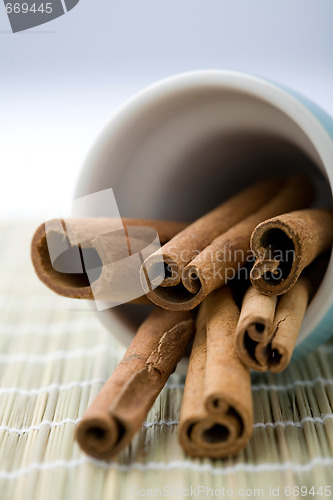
[{"xmin": 0, "ymin": 221, "xmax": 333, "ymax": 500}]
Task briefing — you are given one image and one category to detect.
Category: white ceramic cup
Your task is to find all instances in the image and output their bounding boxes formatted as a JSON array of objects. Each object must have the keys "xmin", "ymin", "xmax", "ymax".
[{"xmin": 75, "ymin": 70, "xmax": 333, "ymax": 374}]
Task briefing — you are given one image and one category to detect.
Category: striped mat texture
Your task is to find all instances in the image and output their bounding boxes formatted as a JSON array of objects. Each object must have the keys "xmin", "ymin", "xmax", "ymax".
[{"xmin": 0, "ymin": 221, "xmax": 333, "ymax": 500}]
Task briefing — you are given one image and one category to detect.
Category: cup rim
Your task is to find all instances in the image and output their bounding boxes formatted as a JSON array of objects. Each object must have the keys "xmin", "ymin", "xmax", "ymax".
[{"xmin": 75, "ymin": 70, "xmax": 333, "ymax": 367}]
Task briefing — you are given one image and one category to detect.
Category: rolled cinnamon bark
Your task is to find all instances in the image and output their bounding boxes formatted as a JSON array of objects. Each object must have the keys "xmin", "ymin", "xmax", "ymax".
[
  {"xmin": 178, "ymin": 287, "xmax": 253, "ymax": 458},
  {"xmin": 146, "ymin": 175, "xmax": 314, "ymax": 311},
  {"xmin": 31, "ymin": 217, "xmax": 187, "ymax": 305},
  {"xmin": 237, "ymin": 255, "xmax": 329, "ymax": 372},
  {"xmin": 141, "ymin": 177, "xmax": 284, "ymax": 291},
  {"xmin": 268, "ymin": 277, "xmax": 310, "ymax": 372},
  {"xmin": 76, "ymin": 308, "xmax": 194, "ymax": 459},
  {"xmin": 235, "ymin": 286, "xmax": 277, "ymax": 370},
  {"xmin": 236, "ymin": 278, "xmax": 311, "ymax": 372},
  {"xmin": 250, "ymin": 208, "xmax": 333, "ymax": 296}
]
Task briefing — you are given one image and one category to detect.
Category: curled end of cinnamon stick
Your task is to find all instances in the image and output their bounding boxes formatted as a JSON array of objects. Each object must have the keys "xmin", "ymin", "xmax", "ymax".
[
  {"xmin": 266, "ymin": 344, "xmax": 288, "ymax": 373},
  {"xmin": 142, "ymin": 257, "xmax": 214, "ymax": 311},
  {"xmin": 31, "ymin": 221, "xmax": 94, "ymax": 299},
  {"xmin": 236, "ymin": 330, "xmax": 269, "ymax": 372},
  {"xmin": 142, "ymin": 267, "xmax": 205, "ymax": 311},
  {"xmin": 76, "ymin": 414, "xmax": 125, "ymax": 459},
  {"xmin": 142, "ymin": 252, "xmax": 181, "ymax": 288},
  {"xmin": 179, "ymin": 396, "xmax": 252, "ymax": 458},
  {"xmin": 237, "ymin": 277, "xmax": 311, "ymax": 373},
  {"xmin": 141, "ymin": 247, "xmax": 207, "ymax": 311},
  {"xmin": 182, "ymin": 264, "xmax": 205, "ymax": 294},
  {"xmin": 250, "ymin": 208, "xmax": 333, "ymax": 297},
  {"xmin": 250, "ymin": 220, "xmax": 301, "ymax": 296},
  {"xmin": 236, "ymin": 287, "xmax": 277, "ymax": 371}
]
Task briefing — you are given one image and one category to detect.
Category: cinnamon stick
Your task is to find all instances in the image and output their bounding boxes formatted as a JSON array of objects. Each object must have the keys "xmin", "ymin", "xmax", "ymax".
[
  {"xmin": 236, "ymin": 254, "xmax": 329, "ymax": 372},
  {"xmin": 76, "ymin": 308, "xmax": 194, "ymax": 459},
  {"xmin": 267, "ymin": 277, "xmax": 310, "ymax": 372},
  {"xmin": 145, "ymin": 175, "xmax": 314, "ymax": 311},
  {"xmin": 236, "ymin": 278, "xmax": 311, "ymax": 372},
  {"xmin": 250, "ymin": 208, "xmax": 333, "ymax": 296},
  {"xmin": 31, "ymin": 217, "xmax": 187, "ymax": 305},
  {"xmin": 235, "ymin": 286, "xmax": 277, "ymax": 370},
  {"xmin": 141, "ymin": 177, "xmax": 284, "ymax": 295},
  {"xmin": 178, "ymin": 287, "xmax": 252, "ymax": 458}
]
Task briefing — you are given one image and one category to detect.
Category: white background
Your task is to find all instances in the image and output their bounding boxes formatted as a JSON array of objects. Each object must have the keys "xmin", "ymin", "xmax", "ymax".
[{"xmin": 0, "ymin": 0, "xmax": 332, "ymax": 218}]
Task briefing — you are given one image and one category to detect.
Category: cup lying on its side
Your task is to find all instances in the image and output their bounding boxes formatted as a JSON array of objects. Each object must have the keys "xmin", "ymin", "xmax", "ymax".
[{"xmin": 74, "ymin": 70, "xmax": 333, "ymax": 374}]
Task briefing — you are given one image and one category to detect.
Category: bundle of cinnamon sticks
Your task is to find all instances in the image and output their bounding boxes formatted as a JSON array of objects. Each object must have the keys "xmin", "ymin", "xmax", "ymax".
[{"xmin": 31, "ymin": 174, "xmax": 333, "ymax": 459}]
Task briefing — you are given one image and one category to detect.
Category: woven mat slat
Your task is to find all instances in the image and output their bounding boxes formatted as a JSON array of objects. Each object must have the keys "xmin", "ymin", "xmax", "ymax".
[{"xmin": 0, "ymin": 221, "xmax": 332, "ymax": 500}]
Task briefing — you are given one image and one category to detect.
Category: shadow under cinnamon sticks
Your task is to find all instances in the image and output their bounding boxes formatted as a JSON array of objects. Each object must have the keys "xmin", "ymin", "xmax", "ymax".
[{"xmin": 179, "ymin": 286, "xmax": 253, "ymax": 458}]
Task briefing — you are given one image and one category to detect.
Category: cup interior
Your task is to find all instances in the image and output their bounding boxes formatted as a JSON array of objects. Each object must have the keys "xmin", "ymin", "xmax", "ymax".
[{"xmin": 75, "ymin": 72, "xmax": 333, "ymax": 373}]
